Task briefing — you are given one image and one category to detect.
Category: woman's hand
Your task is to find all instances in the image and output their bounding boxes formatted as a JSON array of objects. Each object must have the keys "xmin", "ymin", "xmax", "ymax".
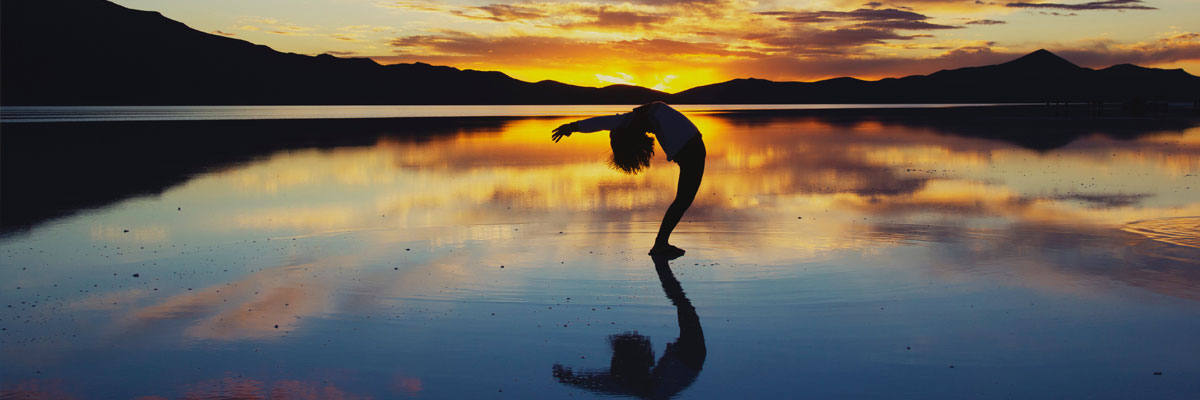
[{"xmin": 551, "ymin": 122, "xmax": 576, "ymax": 143}]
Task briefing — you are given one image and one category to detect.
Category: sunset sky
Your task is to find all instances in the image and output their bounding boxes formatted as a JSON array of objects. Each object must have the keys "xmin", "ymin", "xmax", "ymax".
[{"xmin": 109, "ymin": 0, "xmax": 1200, "ymax": 92}]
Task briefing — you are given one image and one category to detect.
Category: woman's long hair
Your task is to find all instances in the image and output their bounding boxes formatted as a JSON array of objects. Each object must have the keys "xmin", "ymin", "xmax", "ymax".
[
  {"xmin": 609, "ymin": 128, "xmax": 655, "ymax": 174},
  {"xmin": 608, "ymin": 109, "xmax": 655, "ymax": 174}
]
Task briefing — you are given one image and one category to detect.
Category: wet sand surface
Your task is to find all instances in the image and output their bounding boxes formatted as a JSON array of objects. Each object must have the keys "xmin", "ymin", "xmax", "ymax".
[{"xmin": 2, "ymin": 109, "xmax": 1199, "ymax": 398}]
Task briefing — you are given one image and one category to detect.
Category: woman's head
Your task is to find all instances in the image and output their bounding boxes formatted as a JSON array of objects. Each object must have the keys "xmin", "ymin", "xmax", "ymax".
[
  {"xmin": 608, "ymin": 107, "xmax": 655, "ymax": 174},
  {"xmin": 609, "ymin": 127, "xmax": 655, "ymax": 174}
]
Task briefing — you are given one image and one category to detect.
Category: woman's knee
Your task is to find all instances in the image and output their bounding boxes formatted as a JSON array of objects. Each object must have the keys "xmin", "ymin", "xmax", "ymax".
[{"xmin": 673, "ymin": 183, "xmax": 700, "ymax": 205}]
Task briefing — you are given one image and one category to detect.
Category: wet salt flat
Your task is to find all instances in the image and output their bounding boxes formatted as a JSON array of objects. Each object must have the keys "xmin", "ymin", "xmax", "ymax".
[{"xmin": 2, "ymin": 108, "xmax": 1199, "ymax": 399}]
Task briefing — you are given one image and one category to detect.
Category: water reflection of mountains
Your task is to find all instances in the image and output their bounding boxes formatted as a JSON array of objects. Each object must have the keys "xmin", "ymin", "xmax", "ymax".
[{"xmin": 2, "ymin": 107, "xmax": 1196, "ymax": 233}]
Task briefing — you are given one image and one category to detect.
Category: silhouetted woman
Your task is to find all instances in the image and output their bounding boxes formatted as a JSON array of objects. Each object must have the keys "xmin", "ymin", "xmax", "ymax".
[{"xmin": 552, "ymin": 102, "xmax": 706, "ymax": 259}]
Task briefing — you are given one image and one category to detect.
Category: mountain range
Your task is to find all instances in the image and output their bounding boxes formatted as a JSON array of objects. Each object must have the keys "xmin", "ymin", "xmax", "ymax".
[{"xmin": 3, "ymin": 0, "xmax": 1198, "ymax": 105}]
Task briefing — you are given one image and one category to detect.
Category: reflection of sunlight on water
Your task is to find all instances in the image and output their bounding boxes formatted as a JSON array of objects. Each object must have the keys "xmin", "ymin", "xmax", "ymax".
[
  {"xmin": 51, "ymin": 111, "xmax": 1196, "ymax": 253},
  {"xmin": 128, "ymin": 261, "xmax": 335, "ymax": 341}
]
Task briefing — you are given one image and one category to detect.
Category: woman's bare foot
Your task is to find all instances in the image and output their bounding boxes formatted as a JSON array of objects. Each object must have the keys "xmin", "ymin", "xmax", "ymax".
[{"xmin": 649, "ymin": 243, "xmax": 685, "ymax": 259}]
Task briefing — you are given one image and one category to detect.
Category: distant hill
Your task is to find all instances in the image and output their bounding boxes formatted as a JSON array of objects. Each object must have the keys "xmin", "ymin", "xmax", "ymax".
[
  {"xmin": 0, "ymin": 0, "xmax": 666, "ymax": 105},
  {"xmin": 672, "ymin": 50, "xmax": 1200, "ymax": 103},
  {"xmin": 2, "ymin": 0, "xmax": 1197, "ymax": 105}
]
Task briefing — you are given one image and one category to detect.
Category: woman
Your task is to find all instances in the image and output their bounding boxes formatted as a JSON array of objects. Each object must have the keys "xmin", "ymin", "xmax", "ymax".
[{"xmin": 552, "ymin": 101, "xmax": 706, "ymax": 259}]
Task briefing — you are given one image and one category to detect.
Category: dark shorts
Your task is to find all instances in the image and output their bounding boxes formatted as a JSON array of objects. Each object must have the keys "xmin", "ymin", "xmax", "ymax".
[{"xmin": 674, "ymin": 134, "xmax": 706, "ymax": 167}]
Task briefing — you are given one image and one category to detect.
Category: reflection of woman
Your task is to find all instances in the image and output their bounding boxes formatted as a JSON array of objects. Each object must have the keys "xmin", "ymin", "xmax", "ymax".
[
  {"xmin": 552, "ymin": 102, "xmax": 706, "ymax": 259},
  {"xmin": 552, "ymin": 255, "xmax": 706, "ymax": 398}
]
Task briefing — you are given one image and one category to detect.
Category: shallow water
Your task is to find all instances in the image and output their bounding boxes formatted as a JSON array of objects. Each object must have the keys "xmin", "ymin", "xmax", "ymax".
[{"xmin": 2, "ymin": 111, "xmax": 1199, "ymax": 399}]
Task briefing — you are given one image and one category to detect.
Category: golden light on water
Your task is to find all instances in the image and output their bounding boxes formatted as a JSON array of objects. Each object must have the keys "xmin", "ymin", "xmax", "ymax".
[{"xmin": 123, "ymin": 111, "xmax": 1198, "ymax": 246}]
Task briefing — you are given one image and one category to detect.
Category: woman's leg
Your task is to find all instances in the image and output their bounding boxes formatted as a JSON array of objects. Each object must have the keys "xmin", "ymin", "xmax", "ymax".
[{"xmin": 653, "ymin": 137, "xmax": 705, "ymax": 252}]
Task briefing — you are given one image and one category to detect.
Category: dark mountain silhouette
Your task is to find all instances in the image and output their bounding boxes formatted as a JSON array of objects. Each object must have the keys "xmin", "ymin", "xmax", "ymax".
[
  {"xmin": 673, "ymin": 49, "xmax": 1200, "ymax": 103},
  {"xmin": 2, "ymin": 0, "xmax": 1198, "ymax": 105},
  {"xmin": 0, "ymin": 0, "xmax": 666, "ymax": 105}
]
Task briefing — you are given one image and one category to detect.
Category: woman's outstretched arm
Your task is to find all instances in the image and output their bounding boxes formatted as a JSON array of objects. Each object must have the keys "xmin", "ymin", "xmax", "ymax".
[{"xmin": 551, "ymin": 113, "xmax": 630, "ymax": 142}]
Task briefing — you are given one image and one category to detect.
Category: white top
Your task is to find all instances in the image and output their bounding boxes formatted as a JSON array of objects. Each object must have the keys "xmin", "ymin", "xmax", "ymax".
[{"xmin": 574, "ymin": 102, "xmax": 700, "ymax": 161}]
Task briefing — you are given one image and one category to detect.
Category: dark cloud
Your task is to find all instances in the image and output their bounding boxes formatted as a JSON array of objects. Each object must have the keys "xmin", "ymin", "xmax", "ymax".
[
  {"xmin": 748, "ymin": 28, "xmax": 918, "ymax": 55},
  {"xmin": 757, "ymin": 8, "xmax": 960, "ymax": 37},
  {"xmin": 965, "ymin": 19, "xmax": 1007, "ymax": 25},
  {"xmin": 563, "ymin": 7, "xmax": 671, "ymax": 29},
  {"xmin": 859, "ymin": 20, "xmax": 961, "ymax": 30},
  {"xmin": 445, "ymin": 3, "xmax": 671, "ymax": 29},
  {"xmin": 750, "ymin": 8, "xmax": 959, "ymax": 54},
  {"xmin": 863, "ymin": 1, "xmax": 884, "ymax": 7},
  {"xmin": 385, "ymin": 32, "xmax": 751, "ymax": 65},
  {"xmin": 760, "ymin": 8, "xmax": 929, "ymax": 23},
  {"xmin": 324, "ymin": 50, "xmax": 356, "ymax": 56},
  {"xmin": 211, "ymin": 30, "xmax": 236, "ymax": 37},
  {"xmin": 388, "ymin": 33, "xmax": 585, "ymax": 60},
  {"xmin": 1005, "ymin": 0, "xmax": 1156, "ymax": 11}
]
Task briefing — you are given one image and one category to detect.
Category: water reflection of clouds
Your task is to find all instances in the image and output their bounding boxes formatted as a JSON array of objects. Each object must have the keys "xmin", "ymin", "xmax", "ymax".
[
  {"xmin": 125, "ymin": 262, "xmax": 335, "ymax": 340},
  {"xmin": 109, "ymin": 242, "xmax": 501, "ymax": 341},
  {"xmin": 156, "ymin": 112, "xmax": 1200, "ymax": 247},
  {"xmin": 51, "ymin": 112, "xmax": 1198, "ymax": 312}
]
